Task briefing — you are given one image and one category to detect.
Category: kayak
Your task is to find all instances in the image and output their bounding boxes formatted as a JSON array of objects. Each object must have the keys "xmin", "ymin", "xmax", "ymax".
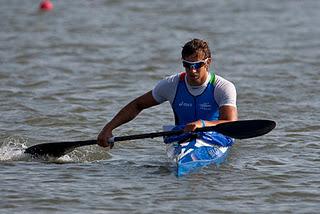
[
  {"xmin": 164, "ymin": 126, "xmax": 233, "ymax": 177},
  {"xmin": 166, "ymin": 137, "xmax": 230, "ymax": 176}
]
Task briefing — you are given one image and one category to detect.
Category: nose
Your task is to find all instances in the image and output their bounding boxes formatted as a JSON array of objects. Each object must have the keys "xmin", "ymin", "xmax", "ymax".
[{"xmin": 189, "ymin": 66, "xmax": 197, "ymax": 73}]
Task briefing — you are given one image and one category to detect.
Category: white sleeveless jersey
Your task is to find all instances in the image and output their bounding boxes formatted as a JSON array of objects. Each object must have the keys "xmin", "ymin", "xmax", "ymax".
[{"xmin": 152, "ymin": 73, "xmax": 237, "ymax": 108}]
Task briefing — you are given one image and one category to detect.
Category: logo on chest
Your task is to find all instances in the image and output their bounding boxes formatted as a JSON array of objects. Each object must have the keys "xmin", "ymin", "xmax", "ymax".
[
  {"xmin": 199, "ymin": 102, "xmax": 212, "ymax": 111},
  {"xmin": 178, "ymin": 101, "xmax": 193, "ymax": 108},
  {"xmin": 178, "ymin": 101, "xmax": 212, "ymax": 111}
]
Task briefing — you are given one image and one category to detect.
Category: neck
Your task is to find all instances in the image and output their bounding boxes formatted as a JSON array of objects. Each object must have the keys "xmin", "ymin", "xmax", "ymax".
[{"xmin": 186, "ymin": 72, "xmax": 209, "ymax": 86}]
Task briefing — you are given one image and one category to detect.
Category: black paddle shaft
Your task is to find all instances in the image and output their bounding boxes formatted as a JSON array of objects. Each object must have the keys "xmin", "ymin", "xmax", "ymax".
[{"xmin": 24, "ymin": 119, "xmax": 276, "ymax": 158}]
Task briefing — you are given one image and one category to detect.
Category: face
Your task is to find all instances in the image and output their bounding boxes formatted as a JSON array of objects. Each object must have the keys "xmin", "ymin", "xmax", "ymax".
[{"xmin": 182, "ymin": 53, "xmax": 211, "ymax": 86}]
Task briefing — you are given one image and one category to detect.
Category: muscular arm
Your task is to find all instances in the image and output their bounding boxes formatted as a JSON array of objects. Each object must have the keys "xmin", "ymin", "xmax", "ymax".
[
  {"xmin": 97, "ymin": 91, "xmax": 159, "ymax": 147},
  {"xmin": 206, "ymin": 105, "xmax": 238, "ymax": 126},
  {"xmin": 184, "ymin": 105, "xmax": 238, "ymax": 131}
]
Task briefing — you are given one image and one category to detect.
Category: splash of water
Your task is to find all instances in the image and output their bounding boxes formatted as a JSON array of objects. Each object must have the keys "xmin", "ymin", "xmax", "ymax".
[
  {"xmin": 0, "ymin": 136, "xmax": 109, "ymax": 163},
  {"xmin": 0, "ymin": 136, "xmax": 28, "ymax": 161},
  {"xmin": 0, "ymin": 136, "xmax": 76, "ymax": 162}
]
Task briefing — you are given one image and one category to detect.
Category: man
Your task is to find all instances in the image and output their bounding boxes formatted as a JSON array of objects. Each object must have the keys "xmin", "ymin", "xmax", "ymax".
[{"xmin": 97, "ymin": 38, "xmax": 238, "ymax": 148}]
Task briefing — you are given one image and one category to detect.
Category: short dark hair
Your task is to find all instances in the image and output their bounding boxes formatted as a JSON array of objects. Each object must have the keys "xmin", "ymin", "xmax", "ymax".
[{"xmin": 181, "ymin": 39, "xmax": 211, "ymax": 59}]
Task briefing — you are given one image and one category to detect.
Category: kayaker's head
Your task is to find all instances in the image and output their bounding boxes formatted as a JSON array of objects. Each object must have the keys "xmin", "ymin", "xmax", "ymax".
[{"xmin": 181, "ymin": 39, "xmax": 212, "ymax": 86}]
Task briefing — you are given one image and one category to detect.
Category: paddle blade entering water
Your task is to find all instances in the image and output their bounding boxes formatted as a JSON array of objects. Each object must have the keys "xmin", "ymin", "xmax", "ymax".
[{"xmin": 24, "ymin": 140, "xmax": 96, "ymax": 158}]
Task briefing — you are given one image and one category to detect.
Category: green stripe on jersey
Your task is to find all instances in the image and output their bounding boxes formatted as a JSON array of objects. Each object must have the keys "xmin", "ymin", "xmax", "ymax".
[{"xmin": 209, "ymin": 73, "xmax": 216, "ymax": 84}]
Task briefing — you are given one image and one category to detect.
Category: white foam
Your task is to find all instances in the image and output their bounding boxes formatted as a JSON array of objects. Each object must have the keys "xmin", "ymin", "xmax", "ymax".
[{"xmin": 0, "ymin": 136, "xmax": 28, "ymax": 161}]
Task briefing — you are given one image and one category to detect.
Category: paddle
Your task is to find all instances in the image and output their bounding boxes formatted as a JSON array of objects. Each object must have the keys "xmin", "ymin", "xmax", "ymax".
[{"xmin": 24, "ymin": 119, "xmax": 276, "ymax": 158}]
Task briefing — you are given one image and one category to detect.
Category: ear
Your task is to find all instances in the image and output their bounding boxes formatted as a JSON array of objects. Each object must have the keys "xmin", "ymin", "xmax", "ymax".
[{"xmin": 206, "ymin": 58, "xmax": 212, "ymax": 71}]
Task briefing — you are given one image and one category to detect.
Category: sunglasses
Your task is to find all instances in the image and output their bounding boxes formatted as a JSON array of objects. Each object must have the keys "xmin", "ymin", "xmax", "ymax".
[{"xmin": 182, "ymin": 58, "xmax": 209, "ymax": 70}]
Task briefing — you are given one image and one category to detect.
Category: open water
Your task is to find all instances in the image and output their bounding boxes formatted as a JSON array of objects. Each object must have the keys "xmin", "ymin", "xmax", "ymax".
[{"xmin": 1, "ymin": 0, "xmax": 319, "ymax": 213}]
